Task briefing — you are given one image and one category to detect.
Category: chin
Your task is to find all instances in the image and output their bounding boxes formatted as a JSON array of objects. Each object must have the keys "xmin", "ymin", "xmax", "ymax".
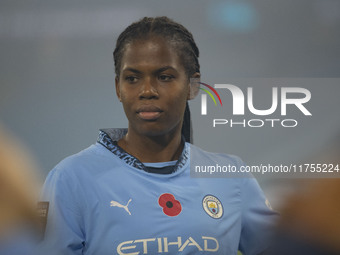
[
  {"xmin": 135, "ymin": 123, "xmax": 179, "ymax": 138},
  {"xmin": 138, "ymin": 128, "xmax": 169, "ymax": 138}
]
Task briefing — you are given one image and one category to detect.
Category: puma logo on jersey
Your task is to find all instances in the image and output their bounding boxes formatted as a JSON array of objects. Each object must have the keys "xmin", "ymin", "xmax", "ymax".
[{"xmin": 110, "ymin": 199, "xmax": 132, "ymax": 215}]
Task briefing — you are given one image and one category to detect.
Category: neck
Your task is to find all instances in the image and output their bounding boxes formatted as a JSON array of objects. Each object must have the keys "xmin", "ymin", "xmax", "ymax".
[{"xmin": 117, "ymin": 127, "xmax": 183, "ymax": 163}]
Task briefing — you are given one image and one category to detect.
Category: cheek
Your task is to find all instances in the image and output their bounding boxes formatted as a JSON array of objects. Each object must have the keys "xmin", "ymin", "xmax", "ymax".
[
  {"xmin": 119, "ymin": 88, "xmax": 134, "ymax": 104},
  {"xmin": 119, "ymin": 93, "xmax": 134, "ymax": 116},
  {"xmin": 168, "ymin": 96, "xmax": 187, "ymax": 118},
  {"xmin": 172, "ymin": 87, "xmax": 189, "ymax": 106}
]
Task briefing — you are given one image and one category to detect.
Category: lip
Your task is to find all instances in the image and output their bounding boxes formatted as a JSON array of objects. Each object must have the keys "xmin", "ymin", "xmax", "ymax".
[{"xmin": 136, "ymin": 105, "xmax": 163, "ymax": 121}]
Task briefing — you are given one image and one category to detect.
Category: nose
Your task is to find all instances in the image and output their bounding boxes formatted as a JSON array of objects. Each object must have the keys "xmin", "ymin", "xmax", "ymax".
[{"xmin": 139, "ymin": 78, "xmax": 159, "ymax": 99}]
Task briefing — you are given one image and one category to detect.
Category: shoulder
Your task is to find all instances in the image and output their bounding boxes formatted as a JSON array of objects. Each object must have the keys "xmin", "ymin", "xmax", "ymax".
[
  {"xmin": 42, "ymin": 143, "xmax": 115, "ymax": 201},
  {"xmin": 189, "ymin": 143, "xmax": 246, "ymax": 168},
  {"xmin": 46, "ymin": 143, "xmax": 113, "ymax": 180}
]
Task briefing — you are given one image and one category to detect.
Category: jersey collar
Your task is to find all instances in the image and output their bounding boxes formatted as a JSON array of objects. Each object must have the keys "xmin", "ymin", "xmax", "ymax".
[{"xmin": 97, "ymin": 128, "xmax": 189, "ymax": 174}]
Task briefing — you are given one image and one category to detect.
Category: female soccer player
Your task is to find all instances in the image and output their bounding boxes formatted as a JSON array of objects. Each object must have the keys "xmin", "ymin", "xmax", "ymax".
[{"xmin": 40, "ymin": 17, "xmax": 277, "ymax": 255}]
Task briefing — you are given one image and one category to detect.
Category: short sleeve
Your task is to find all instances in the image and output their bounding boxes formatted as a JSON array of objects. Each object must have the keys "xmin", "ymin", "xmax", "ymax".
[
  {"xmin": 239, "ymin": 177, "xmax": 278, "ymax": 255},
  {"xmin": 38, "ymin": 167, "xmax": 85, "ymax": 255}
]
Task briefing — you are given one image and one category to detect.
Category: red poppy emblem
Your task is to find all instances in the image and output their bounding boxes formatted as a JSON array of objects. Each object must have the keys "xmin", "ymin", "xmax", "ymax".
[{"xmin": 158, "ymin": 193, "xmax": 182, "ymax": 217}]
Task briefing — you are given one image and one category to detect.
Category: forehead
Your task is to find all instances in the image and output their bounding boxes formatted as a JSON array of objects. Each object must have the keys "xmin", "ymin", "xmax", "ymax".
[{"xmin": 121, "ymin": 37, "xmax": 184, "ymax": 72}]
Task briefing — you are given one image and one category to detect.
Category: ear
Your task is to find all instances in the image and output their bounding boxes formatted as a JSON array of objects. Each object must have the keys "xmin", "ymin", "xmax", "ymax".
[
  {"xmin": 187, "ymin": 72, "xmax": 201, "ymax": 100},
  {"xmin": 115, "ymin": 76, "xmax": 122, "ymax": 102}
]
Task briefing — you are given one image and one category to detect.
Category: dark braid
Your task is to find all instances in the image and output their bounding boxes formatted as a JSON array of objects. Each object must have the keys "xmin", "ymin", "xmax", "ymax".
[
  {"xmin": 113, "ymin": 16, "xmax": 200, "ymax": 143},
  {"xmin": 182, "ymin": 101, "xmax": 193, "ymax": 143}
]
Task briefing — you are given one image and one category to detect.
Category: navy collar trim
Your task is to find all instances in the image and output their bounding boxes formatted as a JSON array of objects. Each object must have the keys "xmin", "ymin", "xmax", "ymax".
[{"xmin": 97, "ymin": 128, "xmax": 189, "ymax": 174}]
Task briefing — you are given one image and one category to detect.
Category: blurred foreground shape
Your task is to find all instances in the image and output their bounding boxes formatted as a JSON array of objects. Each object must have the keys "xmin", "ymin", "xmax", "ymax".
[{"xmin": 0, "ymin": 124, "xmax": 42, "ymax": 241}]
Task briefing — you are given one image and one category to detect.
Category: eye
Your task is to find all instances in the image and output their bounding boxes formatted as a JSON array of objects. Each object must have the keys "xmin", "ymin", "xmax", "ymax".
[
  {"xmin": 125, "ymin": 76, "xmax": 138, "ymax": 83},
  {"xmin": 159, "ymin": 74, "xmax": 174, "ymax": 82}
]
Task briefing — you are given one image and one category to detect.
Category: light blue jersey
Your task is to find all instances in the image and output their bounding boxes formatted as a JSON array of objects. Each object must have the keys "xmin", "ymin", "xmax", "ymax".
[{"xmin": 39, "ymin": 129, "xmax": 277, "ymax": 255}]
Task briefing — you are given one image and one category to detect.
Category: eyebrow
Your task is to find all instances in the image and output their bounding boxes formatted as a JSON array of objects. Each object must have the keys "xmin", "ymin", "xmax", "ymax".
[
  {"xmin": 122, "ymin": 66, "xmax": 177, "ymax": 75},
  {"xmin": 122, "ymin": 68, "xmax": 142, "ymax": 74},
  {"xmin": 154, "ymin": 66, "xmax": 177, "ymax": 74}
]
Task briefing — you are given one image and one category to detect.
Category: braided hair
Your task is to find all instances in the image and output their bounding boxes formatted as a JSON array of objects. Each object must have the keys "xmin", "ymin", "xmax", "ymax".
[{"xmin": 113, "ymin": 16, "xmax": 200, "ymax": 143}]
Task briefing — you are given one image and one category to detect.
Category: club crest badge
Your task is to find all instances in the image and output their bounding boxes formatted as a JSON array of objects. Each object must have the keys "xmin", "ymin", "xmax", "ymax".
[{"xmin": 202, "ymin": 195, "xmax": 223, "ymax": 219}]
